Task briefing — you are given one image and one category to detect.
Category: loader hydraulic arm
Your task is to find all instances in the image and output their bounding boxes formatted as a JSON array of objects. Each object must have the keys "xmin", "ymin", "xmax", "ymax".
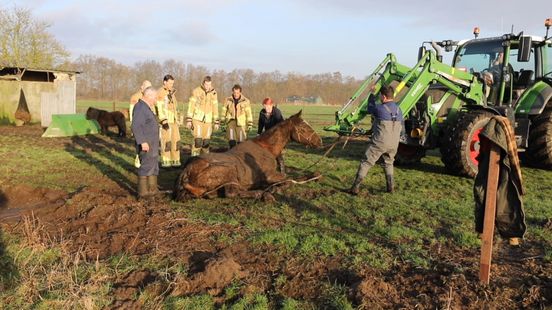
[{"xmin": 324, "ymin": 51, "xmax": 485, "ymax": 135}]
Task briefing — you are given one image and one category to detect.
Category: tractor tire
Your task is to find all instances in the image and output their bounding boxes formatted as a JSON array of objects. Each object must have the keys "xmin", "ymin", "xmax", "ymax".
[
  {"xmin": 525, "ymin": 103, "xmax": 552, "ymax": 169},
  {"xmin": 395, "ymin": 144, "xmax": 426, "ymax": 165},
  {"xmin": 440, "ymin": 111, "xmax": 494, "ymax": 177}
]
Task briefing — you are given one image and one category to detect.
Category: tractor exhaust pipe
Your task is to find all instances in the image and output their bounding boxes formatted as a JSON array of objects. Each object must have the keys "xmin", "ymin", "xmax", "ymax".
[{"xmin": 431, "ymin": 41, "xmax": 443, "ymax": 62}]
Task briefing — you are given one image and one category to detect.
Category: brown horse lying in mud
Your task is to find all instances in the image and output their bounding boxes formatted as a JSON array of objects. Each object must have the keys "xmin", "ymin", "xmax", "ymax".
[{"xmin": 174, "ymin": 111, "xmax": 322, "ymax": 201}]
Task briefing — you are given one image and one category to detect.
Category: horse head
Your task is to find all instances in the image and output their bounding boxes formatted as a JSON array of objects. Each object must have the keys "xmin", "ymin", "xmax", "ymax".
[
  {"xmin": 85, "ymin": 107, "xmax": 99, "ymax": 120},
  {"xmin": 289, "ymin": 110, "xmax": 322, "ymax": 148}
]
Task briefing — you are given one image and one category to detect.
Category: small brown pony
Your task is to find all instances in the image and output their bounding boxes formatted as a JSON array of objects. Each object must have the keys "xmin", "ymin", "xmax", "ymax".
[
  {"xmin": 174, "ymin": 110, "xmax": 322, "ymax": 201},
  {"xmin": 86, "ymin": 107, "xmax": 127, "ymax": 137}
]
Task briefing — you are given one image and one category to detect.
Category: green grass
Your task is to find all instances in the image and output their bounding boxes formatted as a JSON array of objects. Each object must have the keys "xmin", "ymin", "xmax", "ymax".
[{"xmin": 1, "ymin": 100, "xmax": 552, "ymax": 307}]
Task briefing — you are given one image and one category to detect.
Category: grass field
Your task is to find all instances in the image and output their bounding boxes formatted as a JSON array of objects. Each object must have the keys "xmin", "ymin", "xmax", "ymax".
[{"xmin": 0, "ymin": 100, "xmax": 550, "ymax": 308}]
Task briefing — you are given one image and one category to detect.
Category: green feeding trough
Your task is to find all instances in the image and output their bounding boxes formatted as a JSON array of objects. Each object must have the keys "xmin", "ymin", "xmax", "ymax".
[{"xmin": 42, "ymin": 114, "xmax": 101, "ymax": 137}]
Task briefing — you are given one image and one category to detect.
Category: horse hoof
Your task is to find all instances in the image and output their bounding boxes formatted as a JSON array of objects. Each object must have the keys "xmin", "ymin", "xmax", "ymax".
[{"xmin": 262, "ymin": 192, "xmax": 276, "ymax": 203}]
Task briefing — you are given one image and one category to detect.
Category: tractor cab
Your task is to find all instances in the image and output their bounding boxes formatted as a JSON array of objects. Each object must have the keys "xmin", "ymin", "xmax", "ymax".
[{"xmin": 453, "ymin": 34, "xmax": 552, "ymax": 107}]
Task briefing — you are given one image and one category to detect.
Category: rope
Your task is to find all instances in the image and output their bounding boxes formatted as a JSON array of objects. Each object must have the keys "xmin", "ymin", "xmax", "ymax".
[
  {"xmin": 299, "ymin": 136, "xmax": 342, "ymax": 172},
  {"xmin": 262, "ymin": 174, "xmax": 323, "ymax": 193}
]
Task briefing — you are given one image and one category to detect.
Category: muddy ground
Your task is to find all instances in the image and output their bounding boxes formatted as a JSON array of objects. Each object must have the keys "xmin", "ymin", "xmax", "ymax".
[
  {"xmin": 0, "ymin": 126, "xmax": 551, "ymax": 309},
  {"xmin": 2, "ymin": 185, "xmax": 550, "ymax": 309}
]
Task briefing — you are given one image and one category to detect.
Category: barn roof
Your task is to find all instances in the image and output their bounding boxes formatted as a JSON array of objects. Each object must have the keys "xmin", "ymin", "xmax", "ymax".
[{"xmin": 0, "ymin": 67, "xmax": 80, "ymax": 81}]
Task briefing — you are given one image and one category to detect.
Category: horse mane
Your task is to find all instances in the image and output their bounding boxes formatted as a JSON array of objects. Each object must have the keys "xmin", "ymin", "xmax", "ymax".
[{"xmin": 253, "ymin": 113, "xmax": 301, "ymax": 156}]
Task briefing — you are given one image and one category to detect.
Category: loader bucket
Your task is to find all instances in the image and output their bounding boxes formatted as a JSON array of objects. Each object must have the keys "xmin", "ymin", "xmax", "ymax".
[{"xmin": 42, "ymin": 114, "xmax": 101, "ymax": 137}]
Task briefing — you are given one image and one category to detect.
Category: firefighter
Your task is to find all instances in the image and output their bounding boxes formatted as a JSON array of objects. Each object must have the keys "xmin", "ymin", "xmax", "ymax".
[
  {"xmin": 186, "ymin": 76, "xmax": 220, "ymax": 156},
  {"xmin": 221, "ymin": 84, "xmax": 253, "ymax": 148},
  {"xmin": 348, "ymin": 85, "xmax": 403, "ymax": 195},
  {"xmin": 129, "ymin": 80, "xmax": 152, "ymax": 123},
  {"xmin": 131, "ymin": 86, "xmax": 160, "ymax": 198},
  {"xmin": 156, "ymin": 74, "xmax": 181, "ymax": 167}
]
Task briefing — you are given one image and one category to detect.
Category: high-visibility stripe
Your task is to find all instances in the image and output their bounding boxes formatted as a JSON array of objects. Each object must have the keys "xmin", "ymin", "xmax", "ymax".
[
  {"xmin": 395, "ymin": 81, "xmax": 406, "ymax": 95},
  {"xmin": 207, "ymin": 126, "xmax": 212, "ymax": 137},
  {"xmin": 197, "ymin": 125, "xmax": 201, "ymax": 137},
  {"xmin": 230, "ymin": 128, "xmax": 234, "ymax": 140}
]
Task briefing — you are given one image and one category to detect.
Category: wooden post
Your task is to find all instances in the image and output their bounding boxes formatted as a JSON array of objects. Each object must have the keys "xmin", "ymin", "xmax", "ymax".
[{"xmin": 479, "ymin": 143, "xmax": 501, "ymax": 285}]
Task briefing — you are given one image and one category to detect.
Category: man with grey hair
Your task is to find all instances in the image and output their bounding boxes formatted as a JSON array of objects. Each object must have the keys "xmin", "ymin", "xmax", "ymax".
[
  {"xmin": 131, "ymin": 86, "xmax": 161, "ymax": 198},
  {"xmin": 130, "ymin": 80, "xmax": 152, "ymax": 122}
]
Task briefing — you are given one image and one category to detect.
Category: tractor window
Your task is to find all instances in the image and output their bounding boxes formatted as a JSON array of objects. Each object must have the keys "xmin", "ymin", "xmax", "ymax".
[
  {"xmin": 454, "ymin": 40, "xmax": 503, "ymax": 74},
  {"xmin": 455, "ymin": 53, "xmax": 491, "ymax": 73},
  {"xmin": 545, "ymin": 44, "xmax": 552, "ymax": 77},
  {"xmin": 508, "ymin": 48, "xmax": 535, "ymax": 72}
]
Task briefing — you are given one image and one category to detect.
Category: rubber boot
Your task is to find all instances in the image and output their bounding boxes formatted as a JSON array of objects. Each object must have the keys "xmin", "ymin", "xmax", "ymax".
[
  {"xmin": 137, "ymin": 176, "xmax": 149, "ymax": 198},
  {"xmin": 191, "ymin": 146, "xmax": 201, "ymax": 157},
  {"xmin": 348, "ymin": 177, "xmax": 362, "ymax": 195},
  {"xmin": 229, "ymin": 140, "xmax": 237, "ymax": 149},
  {"xmin": 148, "ymin": 175, "xmax": 161, "ymax": 196},
  {"xmin": 385, "ymin": 174, "xmax": 394, "ymax": 193},
  {"xmin": 161, "ymin": 156, "xmax": 171, "ymax": 168}
]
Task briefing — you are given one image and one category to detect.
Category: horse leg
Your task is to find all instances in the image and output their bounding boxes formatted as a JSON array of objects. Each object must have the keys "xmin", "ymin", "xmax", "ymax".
[
  {"xmin": 223, "ymin": 184, "xmax": 242, "ymax": 198},
  {"xmin": 266, "ymin": 172, "xmax": 288, "ymax": 184},
  {"xmin": 232, "ymin": 189, "xmax": 276, "ymax": 202}
]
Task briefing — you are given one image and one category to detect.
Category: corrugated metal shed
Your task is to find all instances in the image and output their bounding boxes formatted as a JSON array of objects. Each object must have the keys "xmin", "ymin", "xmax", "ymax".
[{"xmin": 0, "ymin": 67, "xmax": 79, "ymax": 126}]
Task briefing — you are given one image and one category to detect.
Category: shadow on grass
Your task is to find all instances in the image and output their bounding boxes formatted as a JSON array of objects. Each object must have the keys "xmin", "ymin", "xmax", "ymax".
[
  {"xmin": 396, "ymin": 160, "xmax": 447, "ymax": 175},
  {"xmin": 65, "ymin": 135, "xmax": 136, "ymax": 194},
  {"xmin": 273, "ymin": 192, "xmax": 389, "ymax": 247},
  {"xmin": 0, "ymin": 190, "xmax": 19, "ymax": 291}
]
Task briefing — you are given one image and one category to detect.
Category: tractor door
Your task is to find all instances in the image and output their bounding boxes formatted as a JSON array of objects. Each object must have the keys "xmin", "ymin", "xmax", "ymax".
[{"xmin": 509, "ymin": 45, "xmax": 537, "ymax": 105}]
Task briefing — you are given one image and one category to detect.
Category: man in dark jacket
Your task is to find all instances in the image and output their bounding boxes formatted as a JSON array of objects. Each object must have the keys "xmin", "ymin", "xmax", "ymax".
[
  {"xmin": 131, "ymin": 86, "xmax": 160, "ymax": 198},
  {"xmin": 258, "ymin": 97, "xmax": 286, "ymax": 173},
  {"xmin": 349, "ymin": 85, "xmax": 404, "ymax": 195}
]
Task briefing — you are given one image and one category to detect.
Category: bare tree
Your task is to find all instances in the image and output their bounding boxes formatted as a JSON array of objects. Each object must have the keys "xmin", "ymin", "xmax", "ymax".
[{"xmin": 0, "ymin": 7, "xmax": 69, "ymax": 68}]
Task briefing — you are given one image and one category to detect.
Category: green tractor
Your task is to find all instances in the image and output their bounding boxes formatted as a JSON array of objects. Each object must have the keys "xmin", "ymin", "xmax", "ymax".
[{"xmin": 324, "ymin": 19, "xmax": 552, "ymax": 177}]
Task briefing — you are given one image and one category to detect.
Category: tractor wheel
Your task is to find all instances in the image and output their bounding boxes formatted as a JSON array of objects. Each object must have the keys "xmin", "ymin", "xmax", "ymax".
[
  {"xmin": 525, "ymin": 103, "xmax": 552, "ymax": 169},
  {"xmin": 395, "ymin": 144, "xmax": 426, "ymax": 165},
  {"xmin": 440, "ymin": 111, "xmax": 494, "ymax": 177}
]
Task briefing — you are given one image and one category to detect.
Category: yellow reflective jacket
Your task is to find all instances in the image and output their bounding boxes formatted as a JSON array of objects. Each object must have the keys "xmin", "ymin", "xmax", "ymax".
[
  {"xmin": 222, "ymin": 95, "xmax": 253, "ymax": 127},
  {"xmin": 156, "ymin": 87, "xmax": 178, "ymax": 124},
  {"xmin": 187, "ymin": 86, "xmax": 219, "ymax": 124}
]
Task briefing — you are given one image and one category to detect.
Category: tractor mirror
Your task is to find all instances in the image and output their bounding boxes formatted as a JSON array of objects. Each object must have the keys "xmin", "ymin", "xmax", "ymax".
[
  {"xmin": 418, "ymin": 46, "xmax": 427, "ymax": 61},
  {"xmin": 518, "ymin": 36, "xmax": 532, "ymax": 62}
]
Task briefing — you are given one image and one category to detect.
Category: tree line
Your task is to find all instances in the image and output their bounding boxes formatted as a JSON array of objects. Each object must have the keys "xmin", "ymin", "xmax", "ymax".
[
  {"xmin": 1, "ymin": 7, "xmax": 361, "ymax": 105},
  {"xmin": 72, "ymin": 55, "xmax": 361, "ymax": 105}
]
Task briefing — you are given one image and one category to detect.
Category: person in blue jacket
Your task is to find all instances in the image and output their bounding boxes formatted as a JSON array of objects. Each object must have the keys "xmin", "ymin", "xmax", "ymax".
[
  {"xmin": 349, "ymin": 85, "xmax": 404, "ymax": 195},
  {"xmin": 131, "ymin": 86, "xmax": 160, "ymax": 198}
]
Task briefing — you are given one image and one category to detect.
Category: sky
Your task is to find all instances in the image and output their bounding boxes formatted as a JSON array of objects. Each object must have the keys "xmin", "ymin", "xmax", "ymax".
[{"xmin": 1, "ymin": 0, "xmax": 550, "ymax": 78}]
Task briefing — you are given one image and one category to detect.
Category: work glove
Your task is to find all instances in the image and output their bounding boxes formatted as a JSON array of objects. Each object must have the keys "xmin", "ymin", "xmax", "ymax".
[
  {"xmin": 161, "ymin": 121, "xmax": 170, "ymax": 130},
  {"xmin": 186, "ymin": 119, "xmax": 193, "ymax": 130}
]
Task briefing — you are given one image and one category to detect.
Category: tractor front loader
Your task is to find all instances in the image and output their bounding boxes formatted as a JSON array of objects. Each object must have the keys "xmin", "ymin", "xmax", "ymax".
[{"xmin": 325, "ymin": 20, "xmax": 552, "ymax": 177}]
